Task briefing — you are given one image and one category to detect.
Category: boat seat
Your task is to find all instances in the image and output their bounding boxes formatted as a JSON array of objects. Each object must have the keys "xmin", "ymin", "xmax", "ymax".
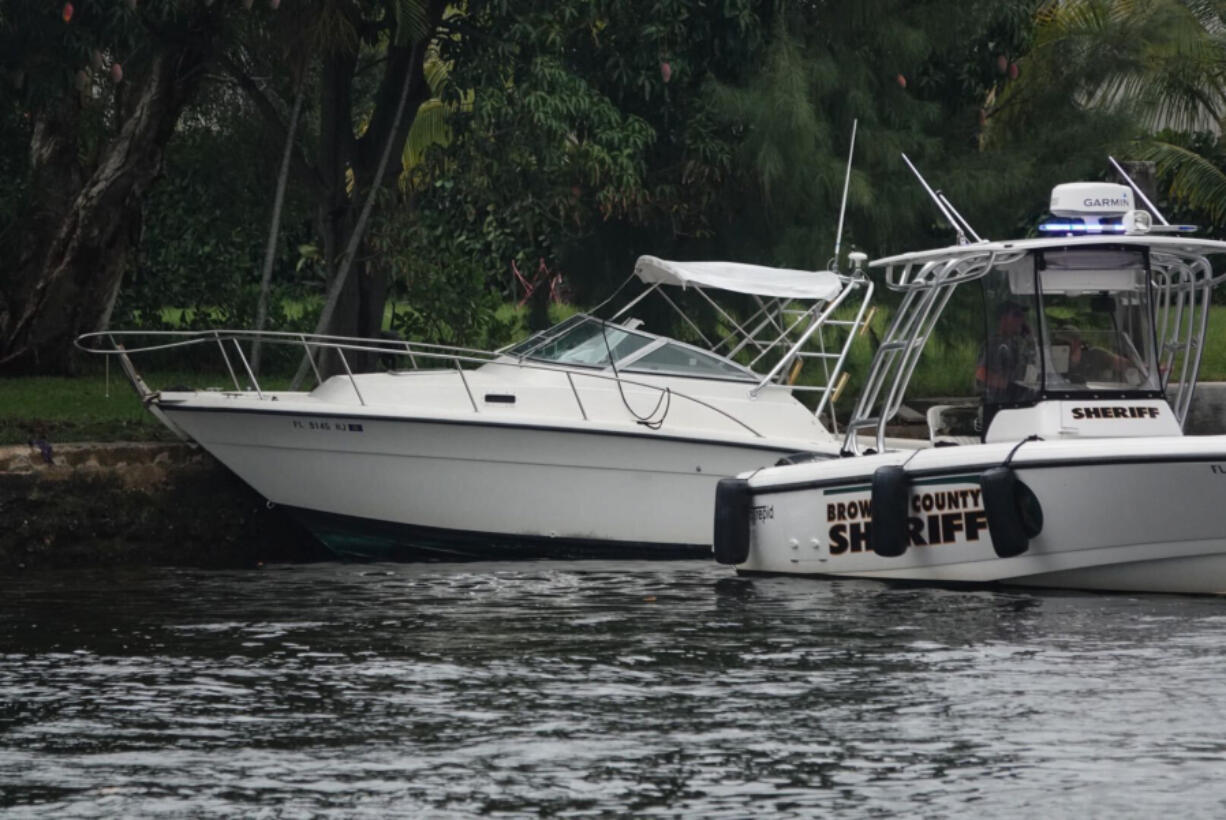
[{"xmin": 927, "ymin": 403, "xmax": 981, "ymax": 446}]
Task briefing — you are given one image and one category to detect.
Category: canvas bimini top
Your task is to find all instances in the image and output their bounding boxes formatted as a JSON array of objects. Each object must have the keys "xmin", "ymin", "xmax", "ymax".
[{"xmin": 634, "ymin": 255, "xmax": 845, "ymax": 301}]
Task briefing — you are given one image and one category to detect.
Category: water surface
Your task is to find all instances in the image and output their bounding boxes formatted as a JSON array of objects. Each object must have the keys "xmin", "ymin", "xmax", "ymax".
[{"xmin": 2, "ymin": 561, "xmax": 1225, "ymax": 817}]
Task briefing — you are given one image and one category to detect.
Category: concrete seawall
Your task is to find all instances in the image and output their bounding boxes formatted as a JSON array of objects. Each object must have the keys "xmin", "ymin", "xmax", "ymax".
[{"xmin": 0, "ymin": 442, "xmax": 328, "ymax": 570}]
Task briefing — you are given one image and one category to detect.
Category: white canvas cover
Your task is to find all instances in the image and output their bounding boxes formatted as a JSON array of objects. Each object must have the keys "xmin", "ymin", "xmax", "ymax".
[{"xmin": 634, "ymin": 255, "xmax": 843, "ymax": 301}]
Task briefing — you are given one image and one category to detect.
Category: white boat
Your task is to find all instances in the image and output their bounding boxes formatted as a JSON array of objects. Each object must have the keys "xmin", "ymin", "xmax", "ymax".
[
  {"xmin": 80, "ymin": 255, "xmax": 872, "ymax": 560},
  {"xmin": 714, "ymin": 174, "xmax": 1226, "ymax": 594}
]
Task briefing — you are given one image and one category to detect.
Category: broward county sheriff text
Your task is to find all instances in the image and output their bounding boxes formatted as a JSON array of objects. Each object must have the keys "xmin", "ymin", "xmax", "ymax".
[{"xmin": 825, "ymin": 487, "xmax": 988, "ymax": 554}]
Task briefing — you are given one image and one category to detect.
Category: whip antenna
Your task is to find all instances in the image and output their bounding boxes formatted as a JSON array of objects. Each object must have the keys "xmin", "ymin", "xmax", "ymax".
[
  {"xmin": 937, "ymin": 191, "xmax": 983, "ymax": 243},
  {"xmin": 1109, "ymin": 155, "xmax": 1170, "ymax": 226},
  {"xmin": 901, "ymin": 153, "xmax": 974, "ymax": 245},
  {"xmin": 832, "ymin": 119, "xmax": 858, "ymax": 272}
]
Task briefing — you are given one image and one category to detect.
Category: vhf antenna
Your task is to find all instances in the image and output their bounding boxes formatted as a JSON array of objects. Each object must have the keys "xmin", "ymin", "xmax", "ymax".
[
  {"xmin": 937, "ymin": 192, "xmax": 983, "ymax": 243},
  {"xmin": 900, "ymin": 153, "xmax": 982, "ymax": 245},
  {"xmin": 831, "ymin": 119, "xmax": 858, "ymax": 273},
  {"xmin": 1108, "ymin": 155, "xmax": 1170, "ymax": 226}
]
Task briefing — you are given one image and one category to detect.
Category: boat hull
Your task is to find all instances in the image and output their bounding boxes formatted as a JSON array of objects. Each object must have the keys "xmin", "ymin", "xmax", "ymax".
[
  {"xmin": 736, "ymin": 439, "xmax": 1226, "ymax": 595},
  {"xmin": 282, "ymin": 506, "xmax": 708, "ymax": 561},
  {"xmin": 161, "ymin": 404, "xmax": 822, "ymax": 560}
]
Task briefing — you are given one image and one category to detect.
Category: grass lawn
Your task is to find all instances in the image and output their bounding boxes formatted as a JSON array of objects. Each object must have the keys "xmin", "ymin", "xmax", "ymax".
[
  {"xmin": 0, "ymin": 365, "xmax": 299, "ymax": 445},
  {"xmin": 0, "ymin": 371, "xmax": 175, "ymax": 445}
]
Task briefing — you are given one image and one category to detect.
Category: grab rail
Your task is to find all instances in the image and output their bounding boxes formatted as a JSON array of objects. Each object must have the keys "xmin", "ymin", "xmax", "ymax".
[{"xmin": 76, "ymin": 328, "xmax": 769, "ymax": 439}]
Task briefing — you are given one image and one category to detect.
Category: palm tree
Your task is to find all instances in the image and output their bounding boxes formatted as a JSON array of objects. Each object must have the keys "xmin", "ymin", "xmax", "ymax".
[{"xmin": 997, "ymin": 0, "xmax": 1226, "ymax": 224}]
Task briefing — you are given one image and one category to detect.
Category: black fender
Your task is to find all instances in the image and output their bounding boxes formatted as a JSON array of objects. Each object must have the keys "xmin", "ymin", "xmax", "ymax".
[
  {"xmin": 978, "ymin": 466, "xmax": 1043, "ymax": 558},
  {"xmin": 870, "ymin": 465, "xmax": 910, "ymax": 557},
  {"xmin": 713, "ymin": 477, "xmax": 752, "ymax": 565}
]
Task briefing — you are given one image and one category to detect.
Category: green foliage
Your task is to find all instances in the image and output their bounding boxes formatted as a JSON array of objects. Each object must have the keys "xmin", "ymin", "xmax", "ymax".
[
  {"xmin": 0, "ymin": 100, "xmax": 28, "ymax": 241},
  {"xmin": 9, "ymin": 0, "xmax": 1226, "ymax": 388},
  {"xmin": 430, "ymin": 0, "xmax": 765, "ymax": 303},
  {"xmin": 994, "ymin": 0, "xmax": 1226, "ymax": 235},
  {"xmin": 1138, "ymin": 131, "xmax": 1226, "ymax": 233},
  {"xmin": 113, "ymin": 100, "xmax": 316, "ymax": 333},
  {"xmin": 0, "ymin": 372, "xmax": 177, "ymax": 445},
  {"xmin": 370, "ymin": 192, "xmax": 516, "ymax": 348},
  {"xmin": 1024, "ymin": 0, "xmax": 1226, "ymax": 134},
  {"xmin": 0, "ymin": 0, "xmax": 141, "ymax": 101},
  {"xmin": 821, "ymin": 303, "xmax": 980, "ymax": 412},
  {"xmin": 702, "ymin": 0, "xmax": 1052, "ymax": 268},
  {"xmin": 0, "ymin": 365, "xmax": 301, "ymax": 444}
]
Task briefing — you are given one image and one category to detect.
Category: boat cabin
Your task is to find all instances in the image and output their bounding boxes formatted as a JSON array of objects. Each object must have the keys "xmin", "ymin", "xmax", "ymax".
[
  {"xmin": 493, "ymin": 255, "xmax": 875, "ymax": 423},
  {"xmin": 972, "ymin": 241, "xmax": 1175, "ymax": 438},
  {"xmin": 846, "ymin": 181, "xmax": 1226, "ymax": 452}
]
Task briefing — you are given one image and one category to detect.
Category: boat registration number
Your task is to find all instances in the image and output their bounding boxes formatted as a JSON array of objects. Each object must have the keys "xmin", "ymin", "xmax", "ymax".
[{"xmin": 290, "ymin": 418, "xmax": 365, "ymax": 433}]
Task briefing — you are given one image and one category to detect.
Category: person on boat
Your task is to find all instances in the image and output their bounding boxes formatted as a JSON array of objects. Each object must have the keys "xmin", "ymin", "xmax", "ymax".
[
  {"xmin": 1052, "ymin": 326, "xmax": 1133, "ymax": 384},
  {"xmin": 975, "ymin": 300, "xmax": 1037, "ymax": 402}
]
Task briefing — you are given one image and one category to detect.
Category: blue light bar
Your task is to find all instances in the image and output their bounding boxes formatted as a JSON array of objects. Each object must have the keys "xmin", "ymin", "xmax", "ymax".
[{"xmin": 1038, "ymin": 221, "xmax": 1128, "ymax": 234}]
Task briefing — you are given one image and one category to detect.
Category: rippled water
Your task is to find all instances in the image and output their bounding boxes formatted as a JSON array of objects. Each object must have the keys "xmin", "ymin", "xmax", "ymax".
[{"xmin": 3, "ymin": 561, "xmax": 1226, "ymax": 817}]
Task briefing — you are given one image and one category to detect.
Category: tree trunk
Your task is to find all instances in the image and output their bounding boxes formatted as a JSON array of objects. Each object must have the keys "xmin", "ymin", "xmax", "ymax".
[
  {"xmin": 252, "ymin": 81, "xmax": 307, "ymax": 377},
  {"xmin": 316, "ymin": 2, "xmax": 445, "ymax": 352},
  {"xmin": 295, "ymin": 38, "xmax": 425, "ymax": 386},
  {"xmin": 0, "ymin": 40, "xmax": 217, "ymax": 375}
]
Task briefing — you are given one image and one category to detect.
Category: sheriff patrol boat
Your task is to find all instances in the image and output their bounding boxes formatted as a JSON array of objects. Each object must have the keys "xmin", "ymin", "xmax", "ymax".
[{"xmin": 714, "ymin": 169, "xmax": 1226, "ymax": 594}]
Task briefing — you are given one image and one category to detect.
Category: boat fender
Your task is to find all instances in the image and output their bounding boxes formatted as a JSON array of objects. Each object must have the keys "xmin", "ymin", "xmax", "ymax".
[
  {"xmin": 713, "ymin": 477, "xmax": 752, "ymax": 565},
  {"xmin": 978, "ymin": 466, "xmax": 1043, "ymax": 558},
  {"xmin": 869, "ymin": 465, "xmax": 910, "ymax": 557}
]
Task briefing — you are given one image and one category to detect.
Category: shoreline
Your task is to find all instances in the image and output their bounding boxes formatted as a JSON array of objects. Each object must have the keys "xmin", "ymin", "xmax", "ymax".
[{"xmin": 0, "ymin": 442, "xmax": 329, "ymax": 571}]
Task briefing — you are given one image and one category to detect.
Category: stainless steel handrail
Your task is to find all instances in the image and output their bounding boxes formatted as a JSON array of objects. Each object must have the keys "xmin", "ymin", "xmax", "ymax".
[
  {"xmin": 232, "ymin": 337, "xmax": 263, "ymax": 400},
  {"xmin": 455, "ymin": 358, "xmax": 478, "ymax": 413},
  {"xmin": 76, "ymin": 328, "xmax": 773, "ymax": 439},
  {"xmin": 566, "ymin": 372, "xmax": 588, "ymax": 420}
]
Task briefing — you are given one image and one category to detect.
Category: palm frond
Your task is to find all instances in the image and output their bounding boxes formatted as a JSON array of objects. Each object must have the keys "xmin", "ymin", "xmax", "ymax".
[
  {"xmin": 1139, "ymin": 139, "xmax": 1226, "ymax": 226},
  {"xmin": 393, "ymin": 0, "xmax": 432, "ymax": 47},
  {"xmin": 401, "ymin": 98, "xmax": 450, "ymax": 176},
  {"xmin": 1024, "ymin": 0, "xmax": 1226, "ymax": 130},
  {"xmin": 303, "ymin": 0, "xmax": 360, "ymax": 56}
]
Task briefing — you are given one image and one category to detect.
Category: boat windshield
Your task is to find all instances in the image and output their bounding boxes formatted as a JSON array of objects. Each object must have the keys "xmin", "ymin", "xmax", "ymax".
[
  {"xmin": 977, "ymin": 247, "xmax": 1161, "ymax": 406},
  {"xmin": 1038, "ymin": 247, "xmax": 1160, "ymax": 394},
  {"xmin": 623, "ymin": 342, "xmax": 756, "ymax": 380},
  {"xmin": 506, "ymin": 315, "xmax": 653, "ymax": 367},
  {"xmin": 504, "ymin": 314, "xmax": 757, "ymax": 379}
]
